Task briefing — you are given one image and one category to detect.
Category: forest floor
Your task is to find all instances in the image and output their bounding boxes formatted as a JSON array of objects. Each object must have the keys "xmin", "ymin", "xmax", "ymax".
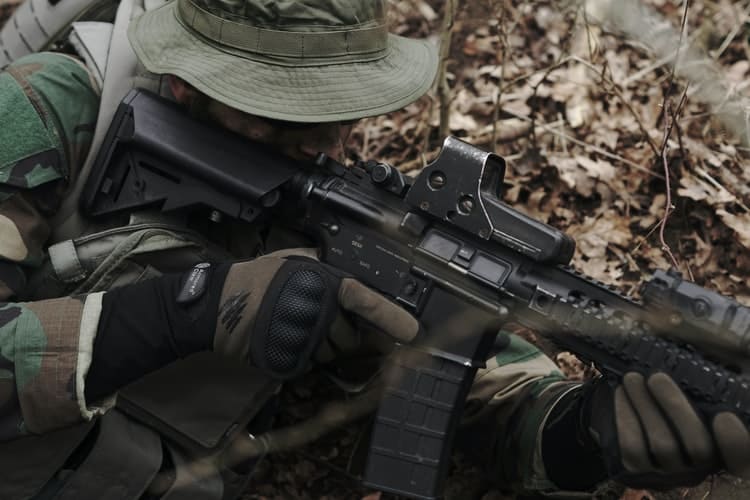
[
  {"xmin": 3, "ymin": 0, "xmax": 750, "ymax": 498},
  {"xmin": 243, "ymin": 1, "xmax": 750, "ymax": 498}
]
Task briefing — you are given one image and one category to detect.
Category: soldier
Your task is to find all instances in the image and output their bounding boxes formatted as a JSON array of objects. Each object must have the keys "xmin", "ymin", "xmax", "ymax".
[{"xmin": 1, "ymin": 0, "xmax": 749, "ymax": 498}]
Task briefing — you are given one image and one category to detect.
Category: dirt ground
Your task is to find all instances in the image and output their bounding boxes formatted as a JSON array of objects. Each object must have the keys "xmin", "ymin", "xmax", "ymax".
[{"xmin": 3, "ymin": 0, "xmax": 750, "ymax": 498}]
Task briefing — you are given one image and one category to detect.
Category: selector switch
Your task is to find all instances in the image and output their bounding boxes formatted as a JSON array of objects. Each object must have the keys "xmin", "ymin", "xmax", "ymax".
[{"xmin": 457, "ymin": 246, "xmax": 475, "ymax": 261}]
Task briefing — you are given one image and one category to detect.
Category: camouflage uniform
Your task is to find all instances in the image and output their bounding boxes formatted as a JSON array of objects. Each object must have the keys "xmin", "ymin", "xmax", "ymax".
[
  {"xmin": 0, "ymin": 52, "xmax": 579, "ymax": 494},
  {"xmin": 0, "ymin": 52, "xmax": 99, "ymax": 441}
]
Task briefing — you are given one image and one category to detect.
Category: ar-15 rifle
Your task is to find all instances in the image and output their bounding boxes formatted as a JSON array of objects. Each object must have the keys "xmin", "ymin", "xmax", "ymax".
[{"xmin": 83, "ymin": 89, "xmax": 750, "ymax": 500}]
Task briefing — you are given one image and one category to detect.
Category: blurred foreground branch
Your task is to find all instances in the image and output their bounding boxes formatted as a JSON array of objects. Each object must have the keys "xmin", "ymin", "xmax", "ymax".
[{"xmin": 584, "ymin": 0, "xmax": 750, "ymax": 145}]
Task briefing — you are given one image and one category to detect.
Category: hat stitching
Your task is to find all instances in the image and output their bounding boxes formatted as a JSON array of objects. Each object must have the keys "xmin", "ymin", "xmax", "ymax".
[
  {"xmin": 170, "ymin": 4, "xmax": 392, "ymax": 68},
  {"xmin": 184, "ymin": 0, "xmax": 383, "ymax": 32},
  {"xmin": 178, "ymin": 0, "xmax": 388, "ymax": 60}
]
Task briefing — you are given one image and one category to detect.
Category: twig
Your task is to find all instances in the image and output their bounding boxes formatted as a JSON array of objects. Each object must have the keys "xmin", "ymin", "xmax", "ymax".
[
  {"xmin": 694, "ymin": 165, "xmax": 750, "ymax": 212},
  {"xmin": 659, "ymin": 101, "xmax": 681, "ymax": 270},
  {"xmin": 491, "ymin": 2, "xmax": 518, "ymax": 151},
  {"xmin": 667, "ymin": 0, "xmax": 690, "ymax": 97},
  {"xmin": 528, "ymin": 56, "xmax": 570, "ymax": 149},
  {"xmin": 503, "ymin": 56, "xmax": 574, "ymax": 89},
  {"xmin": 630, "ymin": 207, "xmax": 676, "ymax": 255},
  {"xmin": 654, "ymin": 0, "xmax": 691, "ymax": 271},
  {"xmin": 656, "ymin": 0, "xmax": 691, "ymax": 271},
  {"xmin": 571, "ymin": 56, "xmax": 661, "ymax": 156},
  {"xmin": 437, "ymin": 0, "xmax": 458, "ymax": 140},
  {"xmin": 621, "ymin": 53, "xmax": 677, "ymax": 86}
]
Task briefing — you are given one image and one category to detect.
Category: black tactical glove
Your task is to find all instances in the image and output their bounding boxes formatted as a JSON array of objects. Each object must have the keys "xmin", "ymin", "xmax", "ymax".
[
  {"xmin": 211, "ymin": 249, "xmax": 419, "ymax": 377},
  {"xmin": 85, "ymin": 249, "xmax": 418, "ymax": 400},
  {"xmin": 543, "ymin": 371, "xmax": 750, "ymax": 491}
]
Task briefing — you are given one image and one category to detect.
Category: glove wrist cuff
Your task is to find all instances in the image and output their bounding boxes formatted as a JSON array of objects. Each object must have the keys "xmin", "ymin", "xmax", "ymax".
[{"xmin": 542, "ymin": 383, "xmax": 608, "ymax": 491}]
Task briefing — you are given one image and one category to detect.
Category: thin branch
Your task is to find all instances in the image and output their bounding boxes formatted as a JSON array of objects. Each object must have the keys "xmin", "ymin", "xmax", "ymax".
[
  {"xmin": 437, "ymin": 0, "xmax": 458, "ymax": 141},
  {"xmin": 654, "ymin": 0, "xmax": 691, "ymax": 270},
  {"xmin": 630, "ymin": 206, "xmax": 676, "ymax": 255},
  {"xmin": 491, "ymin": 2, "xmax": 519, "ymax": 151},
  {"xmin": 659, "ymin": 99, "xmax": 681, "ymax": 270},
  {"xmin": 571, "ymin": 56, "xmax": 661, "ymax": 156},
  {"xmin": 503, "ymin": 56, "xmax": 574, "ymax": 89}
]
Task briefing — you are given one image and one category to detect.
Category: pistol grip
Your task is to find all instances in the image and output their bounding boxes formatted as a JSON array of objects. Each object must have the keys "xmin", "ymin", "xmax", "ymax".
[{"xmin": 363, "ymin": 348, "xmax": 476, "ymax": 499}]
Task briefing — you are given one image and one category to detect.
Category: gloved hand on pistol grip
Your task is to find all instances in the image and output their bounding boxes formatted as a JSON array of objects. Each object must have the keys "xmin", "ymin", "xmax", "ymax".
[
  {"xmin": 212, "ymin": 249, "xmax": 420, "ymax": 378},
  {"xmin": 584, "ymin": 372, "xmax": 750, "ymax": 488},
  {"xmin": 84, "ymin": 249, "xmax": 419, "ymax": 401}
]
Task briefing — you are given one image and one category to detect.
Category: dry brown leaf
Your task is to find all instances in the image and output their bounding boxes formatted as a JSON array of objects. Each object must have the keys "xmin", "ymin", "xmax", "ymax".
[
  {"xmin": 555, "ymin": 352, "xmax": 587, "ymax": 380},
  {"xmin": 551, "ymin": 156, "xmax": 596, "ymax": 197},
  {"xmin": 586, "ymin": 258, "xmax": 621, "ymax": 282},
  {"xmin": 566, "ymin": 94, "xmax": 594, "ymax": 128},
  {"xmin": 449, "ymin": 108, "xmax": 479, "ymax": 132},
  {"xmin": 638, "ymin": 193, "xmax": 667, "ymax": 229},
  {"xmin": 595, "ymin": 128, "xmax": 620, "ymax": 150},
  {"xmin": 716, "ymin": 209, "xmax": 750, "ymax": 249},
  {"xmin": 577, "ymin": 156, "xmax": 616, "ymax": 184},
  {"xmin": 689, "ymin": 232, "xmax": 715, "ymax": 269},
  {"xmin": 727, "ymin": 60, "xmax": 750, "ymax": 85},
  {"xmin": 415, "ymin": 1, "xmax": 437, "ymax": 22},
  {"xmin": 642, "ymin": 245, "xmax": 675, "ymax": 270},
  {"xmin": 569, "ymin": 216, "xmax": 633, "ymax": 260},
  {"xmin": 677, "ymin": 174, "xmax": 734, "ymax": 204}
]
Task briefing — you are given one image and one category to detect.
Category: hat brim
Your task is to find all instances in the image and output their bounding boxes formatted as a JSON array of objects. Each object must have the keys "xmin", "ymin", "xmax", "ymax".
[{"xmin": 128, "ymin": 1, "xmax": 438, "ymax": 123}]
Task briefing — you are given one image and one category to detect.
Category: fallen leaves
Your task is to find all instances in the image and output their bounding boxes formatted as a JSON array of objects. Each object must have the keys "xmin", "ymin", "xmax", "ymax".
[{"xmin": 716, "ymin": 209, "xmax": 750, "ymax": 249}]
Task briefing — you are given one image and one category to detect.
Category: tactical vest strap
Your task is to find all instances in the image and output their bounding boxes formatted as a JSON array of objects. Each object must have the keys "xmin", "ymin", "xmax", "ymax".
[
  {"xmin": 48, "ymin": 239, "xmax": 87, "ymax": 284},
  {"xmin": 71, "ymin": 225, "xmax": 203, "ymax": 293}
]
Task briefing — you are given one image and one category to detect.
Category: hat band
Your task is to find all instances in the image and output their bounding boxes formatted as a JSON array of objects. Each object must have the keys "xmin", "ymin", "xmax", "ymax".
[{"xmin": 176, "ymin": 0, "xmax": 389, "ymax": 59}]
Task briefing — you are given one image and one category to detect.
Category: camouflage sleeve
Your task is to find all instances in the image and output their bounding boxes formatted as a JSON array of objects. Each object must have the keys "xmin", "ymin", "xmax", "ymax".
[
  {"xmin": 462, "ymin": 333, "xmax": 585, "ymax": 496},
  {"xmin": 0, "ymin": 293, "xmax": 106, "ymax": 441},
  {"xmin": 0, "ymin": 52, "xmax": 99, "ymax": 300}
]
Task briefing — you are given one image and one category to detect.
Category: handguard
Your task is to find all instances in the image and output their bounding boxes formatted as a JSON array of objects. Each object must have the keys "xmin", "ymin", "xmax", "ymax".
[{"xmin": 84, "ymin": 90, "xmax": 750, "ymax": 500}]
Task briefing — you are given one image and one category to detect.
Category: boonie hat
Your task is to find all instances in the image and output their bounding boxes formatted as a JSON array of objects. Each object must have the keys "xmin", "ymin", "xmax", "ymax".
[{"xmin": 128, "ymin": 0, "xmax": 438, "ymax": 123}]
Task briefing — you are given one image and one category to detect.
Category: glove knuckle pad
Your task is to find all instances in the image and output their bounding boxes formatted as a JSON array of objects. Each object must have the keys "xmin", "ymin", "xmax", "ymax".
[{"xmin": 252, "ymin": 262, "xmax": 338, "ymax": 378}]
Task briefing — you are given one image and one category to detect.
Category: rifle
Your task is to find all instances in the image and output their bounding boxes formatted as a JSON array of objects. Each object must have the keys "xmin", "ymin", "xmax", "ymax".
[{"xmin": 83, "ymin": 89, "xmax": 750, "ymax": 500}]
